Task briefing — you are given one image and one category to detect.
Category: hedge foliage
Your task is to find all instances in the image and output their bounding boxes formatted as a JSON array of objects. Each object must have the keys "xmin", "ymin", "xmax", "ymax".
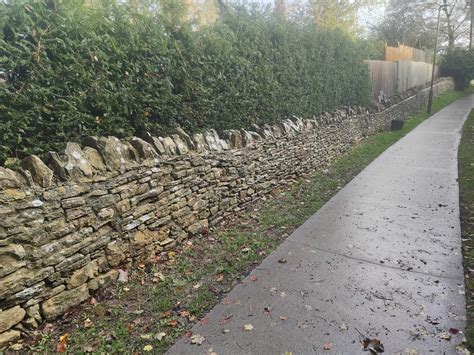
[
  {"xmin": 441, "ymin": 48, "xmax": 474, "ymax": 90},
  {"xmin": 0, "ymin": 0, "xmax": 371, "ymax": 163}
]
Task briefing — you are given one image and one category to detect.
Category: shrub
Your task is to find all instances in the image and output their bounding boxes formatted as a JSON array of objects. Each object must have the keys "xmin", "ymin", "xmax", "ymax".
[
  {"xmin": 0, "ymin": 0, "xmax": 371, "ymax": 163},
  {"xmin": 441, "ymin": 48, "xmax": 474, "ymax": 90}
]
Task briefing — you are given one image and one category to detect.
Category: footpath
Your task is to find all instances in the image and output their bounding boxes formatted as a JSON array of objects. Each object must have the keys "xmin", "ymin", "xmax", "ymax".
[{"xmin": 169, "ymin": 95, "xmax": 473, "ymax": 354}]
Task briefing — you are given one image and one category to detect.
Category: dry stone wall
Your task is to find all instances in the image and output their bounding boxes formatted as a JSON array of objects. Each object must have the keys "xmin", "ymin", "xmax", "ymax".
[{"xmin": 0, "ymin": 78, "xmax": 454, "ymax": 347}]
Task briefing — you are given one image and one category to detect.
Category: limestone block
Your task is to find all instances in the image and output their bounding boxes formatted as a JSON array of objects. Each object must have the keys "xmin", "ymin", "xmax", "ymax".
[
  {"xmin": 21, "ymin": 155, "xmax": 54, "ymax": 188},
  {"xmin": 83, "ymin": 136, "xmax": 129, "ymax": 172},
  {"xmin": 0, "ymin": 267, "xmax": 35, "ymax": 299},
  {"xmin": 171, "ymin": 135, "xmax": 189, "ymax": 155},
  {"xmin": 64, "ymin": 142, "xmax": 93, "ymax": 177},
  {"xmin": 0, "ymin": 244, "xmax": 26, "ymax": 278},
  {"xmin": 128, "ymin": 137, "xmax": 159, "ymax": 160},
  {"xmin": 0, "ymin": 330, "xmax": 21, "ymax": 349},
  {"xmin": 141, "ymin": 132, "xmax": 166, "ymax": 155},
  {"xmin": 0, "ymin": 306, "xmax": 26, "ymax": 333},
  {"xmin": 175, "ymin": 127, "xmax": 196, "ymax": 151},
  {"xmin": 87, "ymin": 270, "xmax": 118, "ymax": 291},
  {"xmin": 67, "ymin": 260, "xmax": 99, "ymax": 289},
  {"xmin": 160, "ymin": 136, "xmax": 177, "ymax": 156},
  {"xmin": 41, "ymin": 284, "xmax": 90, "ymax": 320},
  {"xmin": 82, "ymin": 147, "xmax": 106, "ymax": 173},
  {"xmin": 0, "ymin": 168, "xmax": 25, "ymax": 190},
  {"xmin": 106, "ymin": 241, "xmax": 127, "ymax": 266},
  {"xmin": 26, "ymin": 304, "xmax": 42, "ymax": 322},
  {"xmin": 187, "ymin": 219, "xmax": 209, "ymax": 235},
  {"xmin": 192, "ymin": 133, "xmax": 208, "ymax": 152}
]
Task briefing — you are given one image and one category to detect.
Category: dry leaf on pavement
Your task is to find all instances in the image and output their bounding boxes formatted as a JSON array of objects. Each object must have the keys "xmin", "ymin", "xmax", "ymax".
[
  {"xmin": 323, "ymin": 342, "xmax": 333, "ymax": 350},
  {"xmin": 244, "ymin": 324, "xmax": 254, "ymax": 331},
  {"xmin": 191, "ymin": 334, "xmax": 205, "ymax": 345}
]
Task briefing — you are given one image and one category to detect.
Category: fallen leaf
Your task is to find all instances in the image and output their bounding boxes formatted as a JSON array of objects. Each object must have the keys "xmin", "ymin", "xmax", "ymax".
[
  {"xmin": 404, "ymin": 348, "xmax": 418, "ymax": 355},
  {"xmin": 193, "ymin": 283, "xmax": 202, "ymax": 290},
  {"xmin": 191, "ymin": 334, "xmax": 205, "ymax": 345},
  {"xmin": 123, "ymin": 287, "xmax": 130, "ymax": 292},
  {"xmin": 340, "ymin": 322, "xmax": 348, "ymax": 331},
  {"xmin": 162, "ymin": 310, "xmax": 173, "ymax": 318},
  {"xmin": 56, "ymin": 333, "xmax": 69, "ymax": 353},
  {"xmin": 138, "ymin": 263, "xmax": 145, "ymax": 269},
  {"xmin": 140, "ymin": 334, "xmax": 153, "ymax": 340},
  {"xmin": 250, "ymin": 275, "xmax": 258, "ymax": 282},
  {"xmin": 132, "ymin": 309, "xmax": 144, "ymax": 315},
  {"xmin": 362, "ymin": 338, "xmax": 384, "ymax": 354},
  {"xmin": 143, "ymin": 344, "xmax": 153, "ymax": 352},
  {"xmin": 153, "ymin": 272, "xmax": 165, "ymax": 280},
  {"xmin": 215, "ymin": 274, "xmax": 224, "ymax": 282},
  {"xmin": 184, "ymin": 330, "xmax": 193, "ymax": 338},
  {"xmin": 83, "ymin": 318, "xmax": 93, "ymax": 328},
  {"xmin": 168, "ymin": 251, "xmax": 176, "ymax": 258},
  {"xmin": 323, "ymin": 342, "xmax": 333, "ymax": 350},
  {"xmin": 220, "ymin": 315, "xmax": 233, "ymax": 326},
  {"xmin": 278, "ymin": 257, "xmax": 287, "ymax": 264},
  {"xmin": 264, "ymin": 307, "xmax": 272, "ymax": 313},
  {"xmin": 439, "ymin": 332, "xmax": 452, "ymax": 341},
  {"xmin": 180, "ymin": 310, "xmax": 191, "ymax": 318},
  {"xmin": 156, "ymin": 332, "xmax": 166, "ymax": 341},
  {"xmin": 241, "ymin": 247, "xmax": 251, "ymax": 253},
  {"xmin": 200, "ymin": 316, "xmax": 210, "ymax": 325},
  {"xmin": 221, "ymin": 299, "xmax": 233, "ymax": 305},
  {"xmin": 244, "ymin": 324, "xmax": 254, "ymax": 331},
  {"xmin": 449, "ymin": 328, "xmax": 461, "ymax": 335},
  {"xmin": 167, "ymin": 319, "xmax": 178, "ymax": 327},
  {"xmin": 455, "ymin": 344, "xmax": 470, "ymax": 355},
  {"xmin": 279, "ymin": 315, "xmax": 288, "ymax": 320},
  {"xmin": 89, "ymin": 297, "xmax": 97, "ymax": 305}
]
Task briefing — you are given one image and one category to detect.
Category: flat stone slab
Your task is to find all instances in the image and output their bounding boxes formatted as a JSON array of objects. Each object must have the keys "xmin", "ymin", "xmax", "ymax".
[{"xmin": 168, "ymin": 95, "xmax": 473, "ymax": 354}]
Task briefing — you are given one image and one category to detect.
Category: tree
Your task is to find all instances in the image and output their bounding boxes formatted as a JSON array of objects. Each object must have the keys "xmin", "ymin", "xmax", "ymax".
[
  {"xmin": 374, "ymin": 0, "xmax": 470, "ymax": 50},
  {"xmin": 273, "ymin": 0, "xmax": 382, "ymax": 38},
  {"xmin": 307, "ymin": 0, "xmax": 380, "ymax": 38}
]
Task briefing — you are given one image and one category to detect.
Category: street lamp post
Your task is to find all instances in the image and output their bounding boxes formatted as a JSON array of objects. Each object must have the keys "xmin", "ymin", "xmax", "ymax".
[{"xmin": 427, "ymin": 0, "xmax": 449, "ymax": 114}]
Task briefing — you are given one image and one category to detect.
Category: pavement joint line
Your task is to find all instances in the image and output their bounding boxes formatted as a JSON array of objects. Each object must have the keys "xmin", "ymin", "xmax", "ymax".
[{"xmin": 287, "ymin": 238, "xmax": 464, "ymax": 281}]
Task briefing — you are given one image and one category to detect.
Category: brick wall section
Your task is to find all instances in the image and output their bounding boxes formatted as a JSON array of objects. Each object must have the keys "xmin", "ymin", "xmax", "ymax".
[{"xmin": 0, "ymin": 78, "xmax": 454, "ymax": 347}]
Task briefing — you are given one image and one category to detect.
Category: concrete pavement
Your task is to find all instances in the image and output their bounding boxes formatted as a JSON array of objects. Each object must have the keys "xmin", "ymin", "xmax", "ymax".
[{"xmin": 168, "ymin": 95, "xmax": 473, "ymax": 354}]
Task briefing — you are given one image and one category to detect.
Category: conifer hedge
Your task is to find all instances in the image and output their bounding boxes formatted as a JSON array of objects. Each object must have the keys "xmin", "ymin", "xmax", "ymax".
[{"xmin": 0, "ymin": 1, "xmax": 371, "ymax": 163}]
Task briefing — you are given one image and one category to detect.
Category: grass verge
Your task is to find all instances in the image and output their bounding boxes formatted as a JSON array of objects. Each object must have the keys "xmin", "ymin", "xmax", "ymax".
[
  {"xmin": 21, "ymin": 90, "xmax": 464, "ymax": 354},
  {"xmin": 459, "ymin": 108, "xmax": 474, "ymax": 350}
]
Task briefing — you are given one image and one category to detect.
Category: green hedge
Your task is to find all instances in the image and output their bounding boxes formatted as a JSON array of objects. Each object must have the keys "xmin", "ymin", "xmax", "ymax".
[
  {"xmin": 0, "ymin": 0, "xmax": 371, "ymax": 163},
  {"xmin": 441, "ymin": 48, "xmax": 474, "ymax": 90}
]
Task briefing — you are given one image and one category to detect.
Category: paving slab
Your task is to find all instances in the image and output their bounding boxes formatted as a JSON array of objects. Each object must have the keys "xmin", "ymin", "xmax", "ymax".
[{"xmin": 168, "ymin": 95, "xmax": 473, "ymax": 354}]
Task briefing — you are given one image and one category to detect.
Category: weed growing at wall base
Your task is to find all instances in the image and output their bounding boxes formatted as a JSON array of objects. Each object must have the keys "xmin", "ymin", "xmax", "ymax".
[{"xmin": 23, "ymin": 90, "xmax": 463, "ymax": 354}]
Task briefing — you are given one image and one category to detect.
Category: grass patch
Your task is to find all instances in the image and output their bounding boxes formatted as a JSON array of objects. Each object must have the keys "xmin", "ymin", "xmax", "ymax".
[
  {"xmin": 459, "ymin": 108, "xmax": 474, "ymax": 350},
  {"xmin": 24, "ymin": 90, "xmax": 464, "ymax": 354}
]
